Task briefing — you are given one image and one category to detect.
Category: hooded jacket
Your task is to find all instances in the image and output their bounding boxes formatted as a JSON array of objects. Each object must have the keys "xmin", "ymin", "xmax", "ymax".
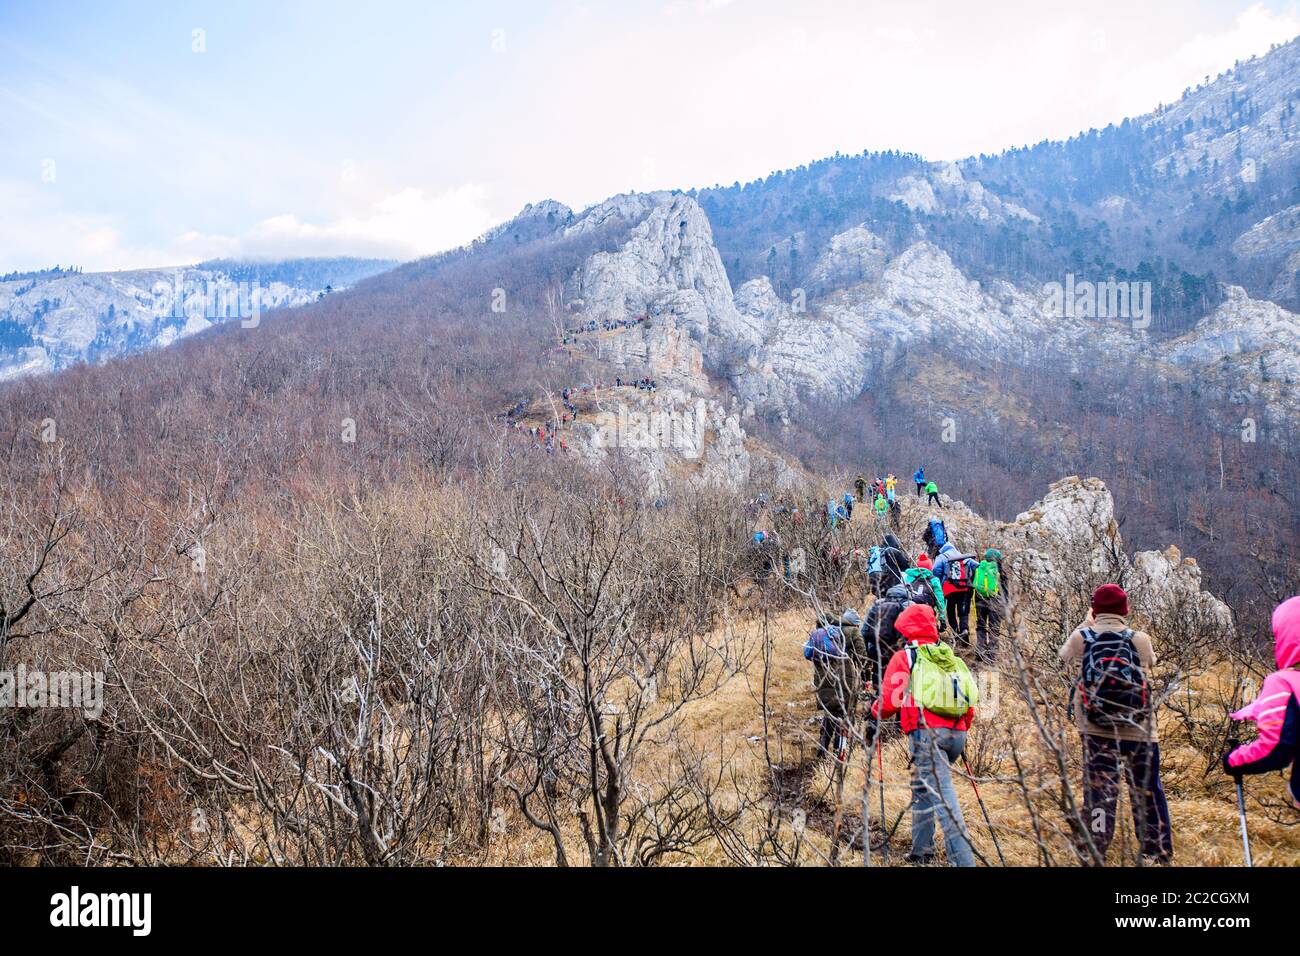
[
  {"xmin": 871, "ymin": 604, "xmax": 975, "ymax": 733},
  {"xmin": 903, "ymin": 565, "xmax": 946, "ymax": 614},
  {"xmin": 933, "ymin": 543, "xmax": 977, "ymax": 596},
  {"xmin": 913, "ymin": 468, "xmax": 925, "ymax": 484},
  {"xmin": 1226, "ymin": 596, "xmax": 1300, "ymax": 806}
]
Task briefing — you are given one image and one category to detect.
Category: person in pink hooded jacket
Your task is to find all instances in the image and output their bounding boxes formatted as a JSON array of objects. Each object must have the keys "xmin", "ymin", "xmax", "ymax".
[{"xmin": 1224, "ymin": 595, "xmax": 1300, "ymax": 810}]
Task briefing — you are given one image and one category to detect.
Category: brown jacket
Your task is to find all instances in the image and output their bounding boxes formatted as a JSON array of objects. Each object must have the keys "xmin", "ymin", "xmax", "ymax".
[{"xmin": 1059, "ymin": 612, "xmax": 1158, "ymax": 743}]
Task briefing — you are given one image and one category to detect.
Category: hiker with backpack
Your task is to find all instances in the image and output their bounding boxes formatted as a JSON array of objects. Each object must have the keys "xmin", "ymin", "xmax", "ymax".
[
  {"xmin": 869, "ymin": 603, "xmax": 978, "ymax": 866},
  {"xmin": 867, "ymin": 544, "xmax": 887, "ymax": 597},
  {"xmin": 972, "ymin": 548, "xmax": 1006, "ymax": 665},
  {"xmin": 903, "ymin": 563, "xmax": 946, "ymax": 622},
  {"xmin": 1223, "ymin": 595, "xmax": 1300, "ymax": 811},
  {"xmin": 844, "ymin": 491, "xmax": 855, "ymax": 520},
  {"xmin": 862, "ymin": 584, "xmax": 913, "ymax": 688},
  {"xmin": 933, "ymin": 543, "xmax": 978, "ymax": 644},
  {"xmin": 878, "ymin": 533, "xmax": 911, "ymax": 591},
  {"xmin": 804, "ymin": 611, "xmax": 868, "ymax": 762},
  {"xmin": 921, "ymin": 518, "xmax": 947, "ymax": 559},
  {"xmin": 1060, "ymin": 584, "xmax": 1172, "ymax": 864},
  {"xmin": 925, "ymin": 479, "xmax": 943, "ymax": 508},
  {"xmin": 913, "ymin": 466, "xmax": 925, "ymax": 498},
  {"xmin": 855, "ymin": 474, "xmax": 867, "ymax": 503},
  {"xmin": 873, "ymin": 492, "xmax": 889, "ymax": 518}
]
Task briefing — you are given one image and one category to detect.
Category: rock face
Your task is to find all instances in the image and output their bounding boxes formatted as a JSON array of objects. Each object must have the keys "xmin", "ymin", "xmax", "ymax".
[
  {"xmin": 570, "ymin": 387, "xmax": 755, "ymax": 495},
  {"xmin": 567, "ymin": 193, "xmax": 760, "ymax": 367},
  {"xmin": 477, "ymin": 199, "xmax": 574, "ymax": 246},
  {"xmin": 889, "ymin": 161, "xmax": 1039, "ymax": 224},
  {"xmin": 1162, "ymin": 286, "xmax": 1300, "ymax": 420},
  {"xmin": 806, "ymin": 225, "xmax": 889, "ymax": 293},
  {"xmin": 558, "ymin": 188, "xmax": 1300, "ymax": 424},
  {"xmin": 989, "ymin": 476, "xmax": 1233, "ymax": 633}
]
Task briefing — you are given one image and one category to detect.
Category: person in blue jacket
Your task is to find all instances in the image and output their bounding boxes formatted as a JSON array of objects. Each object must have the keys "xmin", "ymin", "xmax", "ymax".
[{"xmin": 913, "ymin": 466, "xmax": 926, "ymax": 498}]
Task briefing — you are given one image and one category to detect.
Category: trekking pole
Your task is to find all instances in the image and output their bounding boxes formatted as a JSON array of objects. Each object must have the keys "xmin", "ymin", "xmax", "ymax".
[
  {"xmin": 1227, "ymin": 735, "xmax": 1252, "ymax": 867},
  {"xmin": 960, "ymin": 754, "xmax": 1006, "ymax": 866},
  {"xmin": 876, "ymin": 726, "xmax": 888, "ymax": 862}
]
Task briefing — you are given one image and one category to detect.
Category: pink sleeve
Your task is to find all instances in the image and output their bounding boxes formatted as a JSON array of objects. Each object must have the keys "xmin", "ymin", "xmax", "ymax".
[{"xmin": 1228, "ymin": 672, "xmax": 1296, "ymax": 768}]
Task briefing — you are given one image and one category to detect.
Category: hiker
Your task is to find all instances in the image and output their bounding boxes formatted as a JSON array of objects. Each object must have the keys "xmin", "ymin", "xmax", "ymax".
[
  {"xmin": 925, "ymin": 479, "xmax": 942, "ymax": 508},
  {"xmin": 921, "ymin": 518, "xmax": 947, "ymax": 558},
  {"xmin": 804, "ymin": 612, "xmax": 867, "ymax": 761},
  {"xmin": 874, "ymin": 477, "xmax": 886, "ymax": 499},
  {"xmin": 844, "ymin": 491, "xmax": 855, "ymax": 520},
  {"xmin": 873, "ymin": 493, "xmax": 888, "ymax": 517},
  {"xmin": 886, "ymin": 473, "xmax": 897, "ymax": 500},
  {"xmin": 914, "ymin": 466, "xmax": 926, "ymax": 498},
  {"xmin": 867, "ymin": 544, "xmax": 886, "ymax": 597},
  {"xmin": 854, "ymin": 473, "xmax": 867, "ymax": 503},
  {"xmin": 933, "ymin": 543, "xmax": 977, "ymax": 644},
  {"xmin": 1060, "ymin": 584, "xmax": 1171, "ymax": 864},
  {"xmin": 972, "ymin": 548, "xmax": 1006, "ymax": 664},
  {"xmin": 1223, "ymin": 595, "xmax": 1300, "ymax": 811},
  {"xmin": 903, "ymin": 563, "xmax": 946, "ymax": 623},
  {"xmin": 862, "ymin": 584, "xmax": 913, "ymax": 688},
  {"xmin": 827, "ymin": 499, "xmax": 838, "ymax": 530},
  {"xmin": 869, "ymin": 603, "xmax": 978, "ymax": 866},
  {"xmin": 878, "ymin": 533, "xmax": 912, "ymax": 592}
]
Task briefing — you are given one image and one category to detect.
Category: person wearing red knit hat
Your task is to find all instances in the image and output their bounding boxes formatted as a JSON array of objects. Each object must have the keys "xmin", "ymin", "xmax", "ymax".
[{"xmin": 1059, "ymin": 583, "xmax": 1171, "ymax": 863}]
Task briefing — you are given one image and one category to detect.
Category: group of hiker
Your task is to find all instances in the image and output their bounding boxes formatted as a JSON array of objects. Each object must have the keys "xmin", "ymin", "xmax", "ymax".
[
  {"xmin": 804, "ymin": 502, "xmax": 1300, "ymax": 865},
  {"xmin": 501, "ymin": 376, "xmax": 663, "ymax": 455},
  {"xmin": 562, "ymin": 314, "xmax": 649, "ymax": 344},
  {"xmin": 849, "ymin": 467, "xmax": 942, "ymax": 523}
]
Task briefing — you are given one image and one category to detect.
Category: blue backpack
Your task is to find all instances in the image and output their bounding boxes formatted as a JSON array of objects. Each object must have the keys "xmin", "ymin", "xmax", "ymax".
[
  {"xmin": 803, "ymin": 626, "xmax": 846, "ymax": 661},
  {"xmin": 867, "ymin": 546, "xmax": 885, "ymax": 574},
  {"xmin": 928, "ymin": 519, "xmax": 947, "ymax": 548}
]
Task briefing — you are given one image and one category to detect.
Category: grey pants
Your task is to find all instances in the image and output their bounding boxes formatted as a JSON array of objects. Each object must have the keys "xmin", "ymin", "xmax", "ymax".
[{"xmin": 908, "ymin": 727, "xmax": 976, "ymax": 866}]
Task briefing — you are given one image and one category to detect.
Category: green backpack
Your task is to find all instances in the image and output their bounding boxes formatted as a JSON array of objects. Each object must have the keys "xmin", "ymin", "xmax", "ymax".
[
  {"xmin": 973, "ymin": 559, "xmax": 1000, "ymax": 598},
  {"xmin": 906, "ymin": 641, "xmax": 978, "ymax": 718}
]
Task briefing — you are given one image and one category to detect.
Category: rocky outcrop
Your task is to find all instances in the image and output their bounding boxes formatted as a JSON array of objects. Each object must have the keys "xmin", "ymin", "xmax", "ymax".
[
  {"xmin": 806, "ymin": 225, "xmax": 889, "ymax": 293},
  {"xmin": 477, "ymin": 200, "xmax": 573, "ymax": 246},
  {"xmin": 570, "ymin": 387, "xmax": 755, "ymax": 495},
  {"xmin": 988, "ymin": 475, "xmax": 1233, "ymax": 634},
  {"xmin": 566, "ymin": 193, "xmax": 761, "ymax": 368}
]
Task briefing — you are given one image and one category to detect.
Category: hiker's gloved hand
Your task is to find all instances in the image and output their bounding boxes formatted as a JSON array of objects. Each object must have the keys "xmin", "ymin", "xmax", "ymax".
[
  {"xmin": 1221, "ymin": 751, "xmax": 1240, "ymax": 776},
  {"xmin": 863, "ymin": 722, "xmax": 879, "ymax": 748}
]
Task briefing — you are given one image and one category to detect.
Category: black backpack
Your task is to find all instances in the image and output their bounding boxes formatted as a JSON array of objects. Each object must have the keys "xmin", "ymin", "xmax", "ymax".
[{"xmin": 1077, "ymin": 629, "xmax": 1149, "ymax": 728}]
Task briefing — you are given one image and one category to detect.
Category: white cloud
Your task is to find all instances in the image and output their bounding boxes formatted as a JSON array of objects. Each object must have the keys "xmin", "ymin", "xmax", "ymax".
[
  {"xmin": 0, "ymin": 180, "xmax": 493, "ymax": 272},
  {"xmin": 229, "ymin": 185, "xmax": 495, "ymax": 261}
]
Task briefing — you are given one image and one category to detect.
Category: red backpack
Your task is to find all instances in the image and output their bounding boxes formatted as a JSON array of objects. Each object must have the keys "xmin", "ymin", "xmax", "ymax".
[{"xmin": 946, "ymin": 556, "xmax": 971, "ymax": 589}]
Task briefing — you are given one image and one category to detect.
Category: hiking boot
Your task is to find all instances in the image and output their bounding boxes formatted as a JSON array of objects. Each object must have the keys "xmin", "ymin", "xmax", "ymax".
[{"xmin": 905, "ymin": 852, "xmax": 936, "ymax": 865}]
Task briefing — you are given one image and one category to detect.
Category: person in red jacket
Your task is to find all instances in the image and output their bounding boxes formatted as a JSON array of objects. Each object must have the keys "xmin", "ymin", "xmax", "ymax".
[{"xmin": 870, "ymin": 603, "xmax": 976, "ymax": 866}]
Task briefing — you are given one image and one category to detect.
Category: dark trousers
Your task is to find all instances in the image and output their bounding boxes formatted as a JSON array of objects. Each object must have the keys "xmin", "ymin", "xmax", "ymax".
[
  {"xmin": 1082, "ymin": 736, "xmax": 1173, "ymax": 863},
  {"xmin": 946, "ymin": 588, "xmax": 972, "ymax": 640},
  {"xmin": 818, "ymin": 704, "xmax": 848, "ymax": 760},
  {"xmin": 927, "ymin": 492, "xmax": 942, "ymax": 507},
  {"xmin": 916, "ymin": 482, "xmax": 925, "ymax": 497},
  {"xmin": 974, "ymin": 593, "xmax": 1002, "ymax": 661}
]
